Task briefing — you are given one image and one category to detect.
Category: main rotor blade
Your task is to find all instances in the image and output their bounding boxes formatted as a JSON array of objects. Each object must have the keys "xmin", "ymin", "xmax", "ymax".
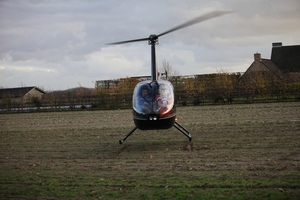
[
  {"xmin": 106, "ymin": 37, "xmax": 149, "ymax": 45},
  {"xmin": 157, "ymin": 10, "xmax": 234, "ymax": 37}
]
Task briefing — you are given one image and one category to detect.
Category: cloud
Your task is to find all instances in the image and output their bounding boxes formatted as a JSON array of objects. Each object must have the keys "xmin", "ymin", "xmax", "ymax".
[{"xmin": 0, "ymin": 0, "xmax": 299, "ymax": 90}]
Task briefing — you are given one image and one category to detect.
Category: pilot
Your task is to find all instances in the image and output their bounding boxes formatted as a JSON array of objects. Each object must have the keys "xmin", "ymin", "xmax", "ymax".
[{"xmin": 138, "ymin": 88, "xmax": 152, "ymax": 114}]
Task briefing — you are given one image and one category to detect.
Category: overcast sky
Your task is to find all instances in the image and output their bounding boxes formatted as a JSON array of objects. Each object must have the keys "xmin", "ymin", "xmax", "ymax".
[{"xmin": 1, "ymin": 0, "xmax": 299, "ymax": 91}]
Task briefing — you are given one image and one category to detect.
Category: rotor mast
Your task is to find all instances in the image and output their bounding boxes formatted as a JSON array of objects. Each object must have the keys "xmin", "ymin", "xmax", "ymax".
[{"xmin": 149, "ymin": 34, "xmax": 159, "ymax": 81}]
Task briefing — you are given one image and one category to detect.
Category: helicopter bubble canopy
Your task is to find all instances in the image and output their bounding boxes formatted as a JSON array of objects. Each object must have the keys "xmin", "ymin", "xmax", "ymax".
[{"xmin": 133, "ymin": 80, "xmax": 175, "ymax": 118}]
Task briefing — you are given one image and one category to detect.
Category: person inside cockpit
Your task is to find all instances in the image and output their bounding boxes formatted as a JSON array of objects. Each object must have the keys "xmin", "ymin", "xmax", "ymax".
[
  {"xmin": 156, "ymin": 84, "xmax": 172, "ymax": 115},
  {"xmin": 138, "ymin": 88, "xmax": 152, "ymax": 114}
]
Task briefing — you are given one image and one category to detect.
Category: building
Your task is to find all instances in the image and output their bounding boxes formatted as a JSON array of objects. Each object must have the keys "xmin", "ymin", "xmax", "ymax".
[
  {"xmin": 95, "ymin": 76, "xmax": 151, "ymax": 91},
  {"xmin": 236, "ymin": 42, "xmax": 300, "ymax": 96},
  {"xmin": 271, "ymin": 42, "xmax": 300, "ymax": 81},
  {"xmin": 0, "ymin": 86, "xmax": 46, "ymax": 104}
]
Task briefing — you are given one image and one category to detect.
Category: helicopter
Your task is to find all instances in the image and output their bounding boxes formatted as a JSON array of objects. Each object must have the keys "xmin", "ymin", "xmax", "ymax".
[{"xmin": 107, "ymin": 10, "xmax": 233, "ymax": 144}]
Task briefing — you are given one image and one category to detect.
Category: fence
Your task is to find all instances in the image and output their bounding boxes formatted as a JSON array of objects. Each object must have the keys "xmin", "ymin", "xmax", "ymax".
[{"xmin": 1, "ymin": 88, "xmax": 299, "ymax": 113}]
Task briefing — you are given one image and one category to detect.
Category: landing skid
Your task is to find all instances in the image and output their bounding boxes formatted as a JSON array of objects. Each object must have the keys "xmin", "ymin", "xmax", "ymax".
[
  {"xmin": 173, "ymin": 121, "xmax": 192, "ymax": 141},
  {"xmin": 119, "ymin": 126, "xmax": 138, "ymax": 144},
  {"xmin": 119, "ymin": 122, "xmax": 192, "ymax": 144}
]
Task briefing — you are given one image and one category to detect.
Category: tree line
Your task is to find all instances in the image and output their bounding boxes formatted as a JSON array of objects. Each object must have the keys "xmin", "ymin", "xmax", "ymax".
[{"xmin": 1, "ymin": 70, "xmax": 299, "ymax": 113}]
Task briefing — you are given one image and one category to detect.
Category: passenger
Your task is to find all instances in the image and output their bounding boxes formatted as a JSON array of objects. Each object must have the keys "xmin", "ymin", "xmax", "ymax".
[{"xmin": 156, "ymin": 85, "xmax": 172, "ymax": 115}]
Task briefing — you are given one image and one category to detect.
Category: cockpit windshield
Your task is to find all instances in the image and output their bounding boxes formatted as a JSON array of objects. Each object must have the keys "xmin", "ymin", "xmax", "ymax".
[{"xmin": 133, "ymin": 80, "xmax": 174, "ymax": 117}]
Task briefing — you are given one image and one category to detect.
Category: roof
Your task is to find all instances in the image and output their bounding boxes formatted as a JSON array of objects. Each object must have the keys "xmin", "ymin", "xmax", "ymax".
[
  {"xmin": 271, "ymin": 44, "xmax": 300, "ymax": 73},
  {"xmin": 261, "ymin": 59, "xmax": 285, "ymax": 79},
  {"xmin": 237, "ymin": 58, "xmax": 284, "ymax": 84},
  {"xmin": 0, "ymin": 87, "xmax": 46, "ymax": 98}
]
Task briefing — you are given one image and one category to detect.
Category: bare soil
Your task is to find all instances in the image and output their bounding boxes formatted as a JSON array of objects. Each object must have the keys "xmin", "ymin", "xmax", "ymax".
[{"xmin": 1, "ymin": 102, "xmax": 300, "ymax": 199}]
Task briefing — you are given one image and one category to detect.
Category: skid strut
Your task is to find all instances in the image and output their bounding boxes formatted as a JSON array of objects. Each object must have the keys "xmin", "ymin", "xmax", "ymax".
[
  {"xmin": 173, "ymin": 121, "xmax": 192, "ymax": 141},
  {"xmin": 119, "ymin": 122, "xmax": 191, "ymax": 144},
  {"xmin": 119, "ymin": 126, "xmax": 138, "ymax": 144}
]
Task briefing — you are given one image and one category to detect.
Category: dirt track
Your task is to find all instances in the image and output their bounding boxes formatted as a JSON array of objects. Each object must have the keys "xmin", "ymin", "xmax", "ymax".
[{"xmin": 1, "ymin": 102, "xmax": 300, "ymax": 199}]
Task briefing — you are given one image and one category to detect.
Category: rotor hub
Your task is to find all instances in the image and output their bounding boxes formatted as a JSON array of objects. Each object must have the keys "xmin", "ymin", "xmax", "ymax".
[{"xmin": 148, "ymin": 34, "xmax": 159, "ymax": 45}]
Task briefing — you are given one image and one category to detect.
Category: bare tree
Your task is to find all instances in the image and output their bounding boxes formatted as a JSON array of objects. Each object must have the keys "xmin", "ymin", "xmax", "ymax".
[{"xmin": 159, "ymin": 59, "xmax": 180, "ymax": 79}]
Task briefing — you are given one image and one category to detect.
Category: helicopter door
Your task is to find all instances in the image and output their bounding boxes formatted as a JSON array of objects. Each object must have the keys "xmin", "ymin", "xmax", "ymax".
[{"xmin": 132, "ymin": 80, "xmax": 174, "ymax": 118}]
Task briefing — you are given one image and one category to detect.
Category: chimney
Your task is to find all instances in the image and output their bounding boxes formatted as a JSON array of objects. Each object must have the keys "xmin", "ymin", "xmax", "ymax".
[
  {"xmin": 254, "ymin": 52, "xmax": 261, "ymax": 62},
  {"xmin": 272, "ymin": 42, "xmax": 282, "ymax": 47}
]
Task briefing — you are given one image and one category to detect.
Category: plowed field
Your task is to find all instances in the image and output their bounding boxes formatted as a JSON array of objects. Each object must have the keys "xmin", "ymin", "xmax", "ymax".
[{"xmin": 1, "ymin": 102, "xmax": 300, "ymax": 199}]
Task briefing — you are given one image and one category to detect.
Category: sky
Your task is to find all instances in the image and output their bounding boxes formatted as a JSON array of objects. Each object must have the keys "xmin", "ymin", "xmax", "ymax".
[{"xmin": 1, "ymin": 0, "xmax": 300, "ymax": 91}]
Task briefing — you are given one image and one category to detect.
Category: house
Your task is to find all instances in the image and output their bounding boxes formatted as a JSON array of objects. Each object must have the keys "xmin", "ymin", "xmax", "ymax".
[
  {"xmin": 237, "ymin": 52, "xmax": 284, "ymax": 85},
  {"xmin": 271, "ymin": 42, "xmax": 300, "ymax": 80},
  {"xmin": 0, "ymin": 86, "xmax": 46, "ymax": 104},
  {"xmin": 236, "ymin": 42, "xmax": 300, "ymax": 96}
]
